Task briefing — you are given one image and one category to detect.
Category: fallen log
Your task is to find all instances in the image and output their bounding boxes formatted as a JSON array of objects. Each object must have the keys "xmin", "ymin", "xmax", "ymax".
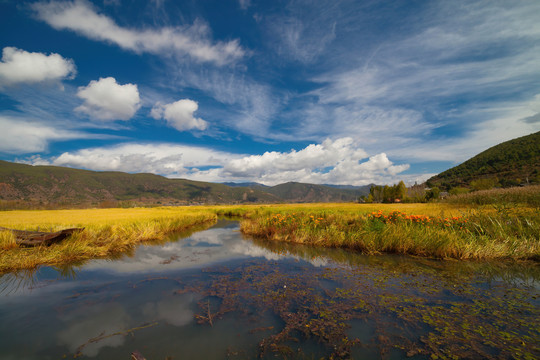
[
  {"xmin": 131, "ymin": 351, "xmax": 147, "ymax": 360},
  {"xmin": 0, "ymin": 226, "xmax": 84, "ymax": 247}
]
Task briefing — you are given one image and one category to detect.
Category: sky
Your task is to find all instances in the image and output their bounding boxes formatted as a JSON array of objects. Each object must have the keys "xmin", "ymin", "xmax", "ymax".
[{"xmin": 0, "ymin": 0, "xmax": 539, "ymax": 186}]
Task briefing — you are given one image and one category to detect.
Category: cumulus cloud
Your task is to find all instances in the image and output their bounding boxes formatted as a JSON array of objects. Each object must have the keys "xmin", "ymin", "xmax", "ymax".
[
  {"xmin": 32, "ymin": 0, "xmax": 244, "ymax": 65},
  {"xmin": 223, "ymin": 138, "xmax": 367, "ymax": 178},
  {"xmin": 75, "ymin": 77, "xmax": 140, "ymax": 120},
  {"xmin": 30, "ymin": 138, "xmax": 410, "ymax": 185},
  {"xmin": 151, "ymin": 99, "xmax": 208, "ymax": 131},
  {"xmin": 0, "ymin": 46, "xmax": 75, "ymax": 87},
  {"xmin": 34, "ymin": 142, "xmax": 241, "ymax": 176},
  {"xmin": 0, "ymin": 116, "xmax": 86, "ymax": 154}
]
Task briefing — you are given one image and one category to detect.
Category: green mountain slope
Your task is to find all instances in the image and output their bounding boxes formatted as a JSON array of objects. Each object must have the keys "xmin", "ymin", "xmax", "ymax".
[{"xmin": 427, "ymin": 131, "xmax": 540, "ymax": 190}]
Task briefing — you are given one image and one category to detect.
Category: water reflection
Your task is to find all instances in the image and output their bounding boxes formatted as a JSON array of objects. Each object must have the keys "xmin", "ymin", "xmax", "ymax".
[
  {"xmin": 0, "ymin": 219, "xmax": 538, "ymax": 359},
  {"xmin": 83, "ymin": 219, "xmax": 287, "ymax": 274},
  {"xmin": 251, "ymin": 234, "xmax": 540, "ymax": 287}
]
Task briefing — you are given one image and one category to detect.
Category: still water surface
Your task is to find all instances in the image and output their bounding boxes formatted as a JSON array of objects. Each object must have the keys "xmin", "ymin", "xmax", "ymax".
[{"xmin": 1, "ymin": 219, "xmax": 538, "ymax": 359}]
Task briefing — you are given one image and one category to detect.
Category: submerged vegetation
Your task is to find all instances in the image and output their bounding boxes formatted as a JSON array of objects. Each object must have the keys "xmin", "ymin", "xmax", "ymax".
[{"xmin": 182, "ymin": 259, "xmax": 539, "ymax": 359}]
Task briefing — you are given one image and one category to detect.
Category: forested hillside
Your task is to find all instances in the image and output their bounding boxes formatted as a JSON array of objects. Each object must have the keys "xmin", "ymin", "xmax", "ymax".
[{"xmin": 427, "ymin": 132, "xmax": 540, "ymax": 190}]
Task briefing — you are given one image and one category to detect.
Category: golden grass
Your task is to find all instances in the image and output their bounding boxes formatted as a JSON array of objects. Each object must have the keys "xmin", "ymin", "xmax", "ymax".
[
  {"xmin": 238, "ymin": 203, "xmax": 540, "ymax": 261},
  {"xmin": 444, "ymin": 185, "xmax": 540, "ymax": 206},
  {"xmin": 0, "ymin": 207, "xmax": 217, "ymax": 272},
  {"xmin": 1, "ymin": 200, "xmax": 538, "ymax": 272}
]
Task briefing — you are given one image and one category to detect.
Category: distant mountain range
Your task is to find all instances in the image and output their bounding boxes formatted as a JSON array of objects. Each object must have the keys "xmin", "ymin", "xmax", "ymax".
[
  {"xmin": 0, "ymin": 160, "xmax": 370, "ymax": 207},
  {"xmin": 427, "ymin": 131, "xmax": 540, "ymax": 190},
  {"xmin": 3, "ymin": 132, "xmax": 535, "ymax": 207}
]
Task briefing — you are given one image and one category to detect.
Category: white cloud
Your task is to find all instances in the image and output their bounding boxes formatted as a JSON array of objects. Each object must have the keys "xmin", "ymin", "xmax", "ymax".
[
  {"xmin": 297, "ymin": 0, "xmax": 540, "ymax": 161},
  {"xmin": 222, "ymin": 137, "xmax": 367, "ymax": 178},
  {"xmin": 38, "ymin": 142, "xmax": 242, "ymax": 176},
  {"xmin": 75, "ymin": 77, "xmax": 140, "ymax": 120},
  {"xmin": 151, "ymin": 99, "xmax": 208, "ymax": 131},
  {"xmin": 32, "ymin": 0, "xmax": 244, "ymax": 65},
  {"xmin": 31, "ymin": 138, "xmax": 410, "ymax": 185},
  {"xmin": 0, "ymin": 47, "xmax": 75, "ymax": 87},
  {"xmin": 0, "ymin": 116, "xmax": 86, "ymax": 154}
]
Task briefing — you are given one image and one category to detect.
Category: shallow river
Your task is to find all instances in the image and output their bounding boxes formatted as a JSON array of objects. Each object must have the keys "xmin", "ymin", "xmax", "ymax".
[{"xmin": 1, "ymin": 219, "xmax": 539, "ymax": 359}]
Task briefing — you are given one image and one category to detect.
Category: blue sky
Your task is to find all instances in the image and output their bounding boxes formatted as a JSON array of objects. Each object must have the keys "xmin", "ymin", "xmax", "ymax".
[{"xmin": 0, "ymin": 0, "xmax": 538, "ymax": 186}]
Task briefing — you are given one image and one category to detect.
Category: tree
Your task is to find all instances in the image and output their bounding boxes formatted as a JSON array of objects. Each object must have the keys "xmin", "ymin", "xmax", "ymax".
[
  {"xmin": 426, "ymin": 187, "xmax": 440, "ymax": 201},
  {"xmin": 396, "ymin": 180, "xmax": 407, "ymax": 201}
]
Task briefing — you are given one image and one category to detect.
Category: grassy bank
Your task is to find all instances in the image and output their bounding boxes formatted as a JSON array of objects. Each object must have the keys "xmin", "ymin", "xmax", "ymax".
[
  {"xmin": 1, "ymin": 187, "xmax": 539, "ymax": 272},
  {"xmin": 240, "ymin": 201, "xmax": 540, "ymax": 261},
  {"xmin": 443, "ymin": 185, "xmax": 540, "ymax": 206},
  {"xmin": 0, "ymin": 207, "xmax": 217, "ymax": 272}
]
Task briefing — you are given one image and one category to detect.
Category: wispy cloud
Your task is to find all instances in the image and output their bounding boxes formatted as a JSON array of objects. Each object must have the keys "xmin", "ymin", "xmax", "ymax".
[
  {"xmin": 285, "ymin": 0, "xmax": 540, "ymax": 159},
  {"xmin": 0, "ymin": 115, "xmax": 89, "ymax": 154},
  {"xmin": 238, "ymin": 0, "xmax": 251, "ymax": 11},
  {"xmin": 32, "ymin": 0, "xmax": 245, "ymax": 66},
  {"xmin": 177, "ymin": 68, "xmax": 280, "ymax": 137}
]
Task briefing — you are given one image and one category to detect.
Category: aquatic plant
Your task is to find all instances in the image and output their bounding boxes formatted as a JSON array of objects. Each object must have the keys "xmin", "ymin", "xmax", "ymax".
[{"xmin": 183, "ymin": 259, "xmax": 540, "ymax": 359}]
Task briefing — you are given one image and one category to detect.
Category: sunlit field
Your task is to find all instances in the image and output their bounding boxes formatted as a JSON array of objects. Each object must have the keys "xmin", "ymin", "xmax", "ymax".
[
  {"xmin": 1, "ymin": 187, "xmax": 539, "ymax": 272},
  {"xmin": 0, "ymin": 207, "xmax": 217, "ymax": 272}
]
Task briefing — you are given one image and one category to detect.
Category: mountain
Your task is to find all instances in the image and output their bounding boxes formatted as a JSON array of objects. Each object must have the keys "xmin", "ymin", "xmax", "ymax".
[
  {"xmin": 0, "ymin": 161, "xmax": 367, "ymax": 207},
  {"xmin": 324, "ymin": 184, "xmax": 375, "ymax": 191},
  {"xmin": 221, "ymin": 182, "xmax": 269, "ymax": 188},
  {"xmin": 225, "ymin": 182, "xmax": 371, "ymax": 202},
  {"xmin": 0, "ymin": 160, "xmax": 279, "ymax": 207},
  {"xmin": 264, "ymin": 182, "xmax": 370, "ymax": 203},
  {"xmin": 427, "ymin": 131, "xmax": 540, "ymax": 190}
]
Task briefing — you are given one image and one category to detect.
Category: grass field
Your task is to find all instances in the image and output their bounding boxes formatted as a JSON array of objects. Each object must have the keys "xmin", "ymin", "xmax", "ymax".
[
  {"xmin": 1, "ymin": 187, "xmax": 539, "ymax": 272},
  {"xmin": 0, "ymin": 207, "xmax": 217, "ymax": 272},
  {"xmin": 237, "ymin": 201, "xmax": 540, "ymax": 261}
]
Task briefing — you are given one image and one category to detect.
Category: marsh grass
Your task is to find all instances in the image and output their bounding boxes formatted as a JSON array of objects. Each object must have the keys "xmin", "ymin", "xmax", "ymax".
[
  {"xmin": 240, "ymin": 203, "xmax": 540, "ymax": 261},
  {"xmin": 444, "ymin": 185, "xmax": 540, "ymax": 206},
  {"xmin": 1, "ymin": 200, "xmax": 538, "ymax": 272},
  {"xmin": 0, "ymin": 207, "xmax": 217, "ymax": 272}
]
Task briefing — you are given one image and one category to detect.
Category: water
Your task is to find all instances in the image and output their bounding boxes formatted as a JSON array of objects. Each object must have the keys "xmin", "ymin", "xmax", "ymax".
[{"xmin": 0, "ymin": 219, "xmax": 539, "ymax": 359}]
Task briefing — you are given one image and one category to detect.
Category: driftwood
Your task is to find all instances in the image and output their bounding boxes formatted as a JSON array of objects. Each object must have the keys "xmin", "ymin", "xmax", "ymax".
[
  {"xmin": 0, "ymin": 226, "xmax": 84, "ymax": 247},
  {"xmin": 131, "ymin": 351, "xmax": 147, "ymax": 360}
]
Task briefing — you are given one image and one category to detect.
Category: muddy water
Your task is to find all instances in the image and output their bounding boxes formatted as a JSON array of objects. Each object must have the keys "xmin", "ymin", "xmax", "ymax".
[{"xmin": 0, "ymin": 219, "xmax": 538, "ymax": 359}]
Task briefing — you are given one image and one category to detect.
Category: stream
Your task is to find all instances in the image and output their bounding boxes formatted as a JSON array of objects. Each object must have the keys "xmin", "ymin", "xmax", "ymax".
[{"xmin": 0, "ymin": 219, "xmax": 538, "ymax": 359}]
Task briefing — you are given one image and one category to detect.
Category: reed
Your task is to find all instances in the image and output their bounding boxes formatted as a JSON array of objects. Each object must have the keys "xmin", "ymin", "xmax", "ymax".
[
  {"xmin": 443, "ymin": 185, "xmax": 540, "ymax": 207},
  {"xmin": 0, "ymin": 207, "xmax": 217, "ymax": 272},
  {"xmin": 2, "ymin": 200, "xmax": 538, "ymax": 272},
  {"xmin": 240, "ymin": 204, "xmax": 540, "ymax": 261}
]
